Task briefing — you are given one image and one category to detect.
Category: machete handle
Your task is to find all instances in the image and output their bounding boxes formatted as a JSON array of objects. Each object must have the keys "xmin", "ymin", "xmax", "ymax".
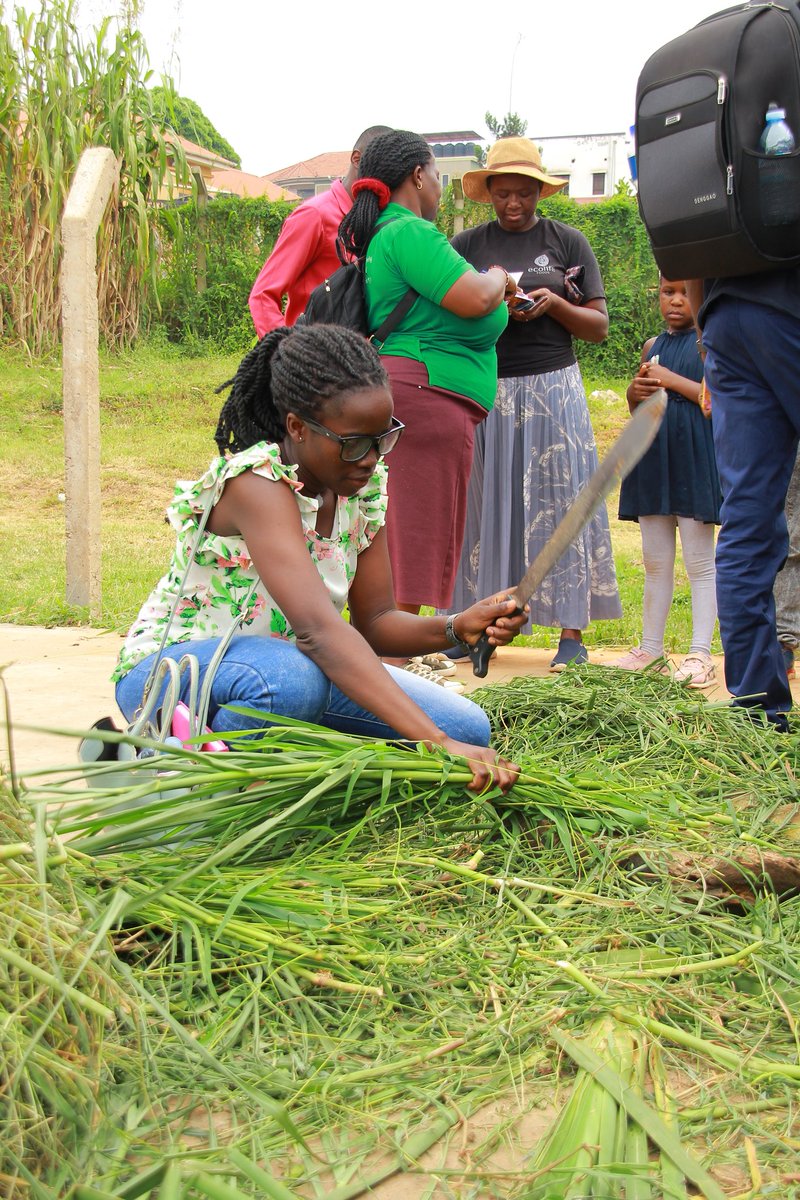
[
  {"xmin": 467, "ymin": 633, "xmax": 494, "ymax": 679},
  {"xmin": 468, "ymin": 603, "xmax": 525, "ymax": 678}
]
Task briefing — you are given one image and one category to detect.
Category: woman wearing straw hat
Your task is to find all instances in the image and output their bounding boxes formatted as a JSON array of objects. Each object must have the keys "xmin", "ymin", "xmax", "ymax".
[{"xmin": 447, "ymin": 137, "xmax": 621, "ymax": 670}]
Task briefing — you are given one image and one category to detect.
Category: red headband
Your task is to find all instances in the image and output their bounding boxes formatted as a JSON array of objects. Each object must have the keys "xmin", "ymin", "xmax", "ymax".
[{"xmin": 352, "ymin": 177, "xmax": 391, "ymax": 209}]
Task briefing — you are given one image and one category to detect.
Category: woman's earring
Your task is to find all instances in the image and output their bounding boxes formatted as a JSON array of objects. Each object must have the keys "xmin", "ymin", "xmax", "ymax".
[{"xmin": 416, "ymin": 181, "xmax": 423, "ymax": 191}]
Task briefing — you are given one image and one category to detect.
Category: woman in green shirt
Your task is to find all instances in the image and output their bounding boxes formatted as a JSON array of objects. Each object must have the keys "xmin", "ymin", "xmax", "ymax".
[{"xmin": 337, "ymin": 130, "xmax": 514, "ymax": 664}]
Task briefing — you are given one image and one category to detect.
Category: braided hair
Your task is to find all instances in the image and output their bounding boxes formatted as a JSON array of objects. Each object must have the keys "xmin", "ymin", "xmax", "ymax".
[
  {"xmin": 337, "ymin": 129, "xmax": 433, "ymax": 262},
  {"xmin": 214, "ymin": 324, "xmax": 389, "ymax": 455}
]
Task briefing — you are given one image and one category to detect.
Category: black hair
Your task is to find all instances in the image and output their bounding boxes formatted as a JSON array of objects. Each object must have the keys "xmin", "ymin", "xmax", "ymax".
[
  {"xmin": 337, "ymin": 129, "xmax": 432, "ymax": 261},
  {"xmin": 214, "ymin": 324, "xmax": 389, "ymax": 455},
  {"xmin": 353, "ymin": 124, "xmax": 393, "ymax": 153}
]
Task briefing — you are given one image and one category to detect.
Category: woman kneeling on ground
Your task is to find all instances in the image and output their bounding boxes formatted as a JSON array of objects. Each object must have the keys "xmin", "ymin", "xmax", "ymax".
[{"xmin": 113, "ymin": 325, "xmax": 525, "ymax": 792}]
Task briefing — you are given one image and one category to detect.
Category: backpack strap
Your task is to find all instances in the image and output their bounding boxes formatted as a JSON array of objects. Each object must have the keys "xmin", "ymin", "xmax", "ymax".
[{"xmin": 369, "ymin": 286, "xmax": 418, "ymax": 346}]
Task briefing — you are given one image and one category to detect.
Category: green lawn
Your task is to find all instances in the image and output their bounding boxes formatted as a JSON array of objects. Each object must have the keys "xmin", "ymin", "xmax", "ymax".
[{"xmin": 0, "ymin": 343, "xmax": 716, "ymax": 654}]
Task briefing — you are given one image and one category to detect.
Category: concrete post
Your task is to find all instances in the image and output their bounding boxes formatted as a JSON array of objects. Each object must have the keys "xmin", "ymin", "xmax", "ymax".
[
  {"xmin": 61, "ymin": 147, "xmax": 119, "ymax": 618},
  {"xmin": 452, "ymin": 177, "xmax": 465, "ymax": 236}
]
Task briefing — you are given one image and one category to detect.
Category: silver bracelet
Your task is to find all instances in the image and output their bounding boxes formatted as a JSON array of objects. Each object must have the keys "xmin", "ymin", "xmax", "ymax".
[{"xmin": 444, "ymin": 613, "xmax": 467, "ymax": 648}]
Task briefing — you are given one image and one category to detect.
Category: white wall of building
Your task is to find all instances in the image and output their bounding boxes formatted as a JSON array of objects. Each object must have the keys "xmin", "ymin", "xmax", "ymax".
[{"xmin": 535, "ymin": 132, "xmax": 635, "ymax": 199}]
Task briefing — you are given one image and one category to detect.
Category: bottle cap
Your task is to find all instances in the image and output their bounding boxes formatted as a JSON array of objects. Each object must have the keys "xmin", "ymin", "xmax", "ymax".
[{"xmin": 767, "ymin": 103, "xmax": 787, "ymax": 121}]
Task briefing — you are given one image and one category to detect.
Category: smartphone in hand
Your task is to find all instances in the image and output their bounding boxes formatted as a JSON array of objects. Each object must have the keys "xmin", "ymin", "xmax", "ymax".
[{"xmin": 512, "ymin": 295, "xmax": 540, "ymax": 313}]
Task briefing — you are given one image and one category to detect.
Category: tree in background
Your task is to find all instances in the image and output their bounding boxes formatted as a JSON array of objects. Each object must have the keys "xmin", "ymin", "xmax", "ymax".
[
  {"xmin": 151, "ymin": 86, "xmax": 241, "ymax": 166},
  {"xmin": 474, "ymin": 111, "xmax": 529, "ymax": 164},
  {"xmin": 484, "ymin": 111, "xmax": 529, "ymax": 139},
  {"xmin": 0, "ymin": 0, "xmax": 183, "ymax": 353}
]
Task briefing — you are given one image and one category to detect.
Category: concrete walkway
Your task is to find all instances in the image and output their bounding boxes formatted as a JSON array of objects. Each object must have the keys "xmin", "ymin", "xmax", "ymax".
[{"xmin": 2, "ymin": 623, "xmax": 764, "ymax": 775}]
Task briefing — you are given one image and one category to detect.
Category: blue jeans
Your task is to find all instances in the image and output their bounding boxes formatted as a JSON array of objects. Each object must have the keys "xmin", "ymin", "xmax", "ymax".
[
  {"xmin": 115, "ymin": 635, "xmax": 491, "ymax": 745},
  {"xmin": 703, "ymin": 297, "xmax": 800, "ymax": 727}
]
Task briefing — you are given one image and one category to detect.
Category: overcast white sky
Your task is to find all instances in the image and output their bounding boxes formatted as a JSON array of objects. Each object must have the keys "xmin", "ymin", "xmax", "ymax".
[{"xmin": 74, "ymin": 0, "xmax": 726, "ymax": 175}]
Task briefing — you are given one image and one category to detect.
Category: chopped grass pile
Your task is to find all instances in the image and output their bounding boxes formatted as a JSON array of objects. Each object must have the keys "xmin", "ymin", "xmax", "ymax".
[{"xmin": 3, "ymin": 667, "xmax": 800, "ymax": 1197}]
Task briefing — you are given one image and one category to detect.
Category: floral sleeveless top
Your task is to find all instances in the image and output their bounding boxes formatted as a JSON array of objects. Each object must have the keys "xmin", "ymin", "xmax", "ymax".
[{"xmin": 113, "ymin": 442, "xmax": 388, "ymax": 681}]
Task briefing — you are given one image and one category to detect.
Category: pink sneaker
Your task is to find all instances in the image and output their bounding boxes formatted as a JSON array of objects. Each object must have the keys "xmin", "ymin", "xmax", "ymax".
[
  {"xmin": 674, "ymin": 653, "xmax": 716, "ymax": 689},
  {"xmin": 612, "ymin": 647, "xmax": 670, "ymax": 674}
]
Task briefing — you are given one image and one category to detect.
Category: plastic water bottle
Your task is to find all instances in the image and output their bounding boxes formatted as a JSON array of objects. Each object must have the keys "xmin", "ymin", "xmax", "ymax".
[
  {"xmin": 759, "ymin": 103, "xmax": 797, "ymax": 226},
  {"xmin": 760, "ymin": 103, "xmax": 795, "ymax": 155}
]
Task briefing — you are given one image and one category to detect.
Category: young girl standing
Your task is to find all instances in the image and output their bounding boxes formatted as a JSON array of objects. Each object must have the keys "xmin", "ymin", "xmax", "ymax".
[{"xmin": 614, "ymin": 278, "xmax": 722, "ymax": 687}]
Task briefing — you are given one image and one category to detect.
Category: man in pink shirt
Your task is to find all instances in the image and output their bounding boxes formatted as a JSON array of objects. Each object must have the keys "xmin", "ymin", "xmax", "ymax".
[{"xmin": 248, "ymin": 125, "xmax": 391, "ymax": 337}]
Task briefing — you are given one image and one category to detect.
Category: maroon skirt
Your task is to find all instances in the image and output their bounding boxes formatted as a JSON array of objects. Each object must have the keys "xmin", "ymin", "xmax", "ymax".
[{"xmin": 381, "ymin": 356, "xmax": 487, "ymax": 609}]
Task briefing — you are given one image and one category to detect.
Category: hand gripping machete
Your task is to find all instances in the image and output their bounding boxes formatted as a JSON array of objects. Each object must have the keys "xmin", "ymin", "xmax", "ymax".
[{"xmin": 467, "ymin": 389, "xmax": 668, "ymax": 678}]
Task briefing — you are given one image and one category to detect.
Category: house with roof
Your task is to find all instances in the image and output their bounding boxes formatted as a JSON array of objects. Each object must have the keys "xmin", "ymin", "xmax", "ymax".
[
  {"xmin": 424, "ymin": 131, "xmax": 483, "ymax": 188},
  {"xmin": 264, "ymin": 133, "xmax": 485, "ymax": 200},
  {"xmin": 162, "ymin": 136, "xmax": 300, "ymax": 203},
  {"xmin": 257, "ymin": 128, "xmax": 635, "ymax": 206},
  {"xmin": 266, "ymin": 152, "xmax": 352, "ymax": 200}
]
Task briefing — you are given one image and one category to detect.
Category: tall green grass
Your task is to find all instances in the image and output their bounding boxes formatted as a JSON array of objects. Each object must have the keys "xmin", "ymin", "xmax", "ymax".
[{"xmin": 0, "ymin": 1, "xmax": 184, "ymax": 354}]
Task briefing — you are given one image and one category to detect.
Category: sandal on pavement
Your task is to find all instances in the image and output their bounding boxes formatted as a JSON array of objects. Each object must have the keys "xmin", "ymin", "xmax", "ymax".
[
  {"xmin": 674, "ymin": 652, "xmax": 716, "ymax": 689},
  {"xmin": 409, "ymin": 653, "xmax": 457, "ymax": 677},
  {"xmin": 549, "ymin": 637, "xmax": 588, "ymax": 673},
  {"xmin": 612, "ymin": 647, "xmax": 671, "ymax": 674},
  {"xmin": 781, "ymin": 642, "xmax": 796, "ymax": 680},
  {"xmin": 402, "ymin": 659, "xmax": 465, "ymax": 692}
]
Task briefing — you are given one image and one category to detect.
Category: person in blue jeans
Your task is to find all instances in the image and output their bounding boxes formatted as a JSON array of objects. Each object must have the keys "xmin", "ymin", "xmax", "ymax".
[
  {"xmin": 691, "ymin": 271, "xmax": 800, "ymax": 730},
  {"xmin": 114, "ymin": 324, "xmax": 526, "ymax": 791}
]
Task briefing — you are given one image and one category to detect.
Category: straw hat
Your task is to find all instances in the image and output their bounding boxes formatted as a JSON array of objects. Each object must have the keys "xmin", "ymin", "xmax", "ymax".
[{"xmin": 462, "ymin": 137, "xmax": 566, "ymax": 203}]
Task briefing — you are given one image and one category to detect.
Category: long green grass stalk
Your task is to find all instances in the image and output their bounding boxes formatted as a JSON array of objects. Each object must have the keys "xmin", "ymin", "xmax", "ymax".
[
  {"xmin": 551, "ymin": 1024, "xmax": 725, "ymax": 1200},
  {"xmin": 0, "ymin": 793, "xmax": 134, "ymax": 1191},
  {"xmin": 26, "ymin": 718, "xmax": 748, "ymax": 871},
  {"xmin": 557, "ymin": 960, "xmax": 800, "ymax": 1084}
]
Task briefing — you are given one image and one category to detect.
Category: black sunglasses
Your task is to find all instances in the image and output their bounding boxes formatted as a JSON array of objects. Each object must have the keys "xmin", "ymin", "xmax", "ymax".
[{"xmin": 302, "ymin": 416, "xmax": 405, "ymax": 462}]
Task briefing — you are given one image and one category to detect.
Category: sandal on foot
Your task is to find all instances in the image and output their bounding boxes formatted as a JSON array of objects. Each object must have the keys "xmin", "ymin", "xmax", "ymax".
[
  {"xmin": 549, "ymin": 637, "xmax": 588, "ymax": 672},
  {"xmin": 612, "ymin": 647, "xmax": 670, "ymax": 674},
  {"xmin": 674, "ymin": 652, "xmax": 716, "ymax": 689}
]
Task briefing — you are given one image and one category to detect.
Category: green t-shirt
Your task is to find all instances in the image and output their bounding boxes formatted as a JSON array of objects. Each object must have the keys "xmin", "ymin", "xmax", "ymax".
[{"xmin": 364, "ymin": 204, "xmax": 508, "ymax": 410}]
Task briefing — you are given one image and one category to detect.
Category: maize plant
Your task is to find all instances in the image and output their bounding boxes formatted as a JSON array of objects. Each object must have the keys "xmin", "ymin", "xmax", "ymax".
[{"xmin": 0, "ymin": 0, "xmax": 184, "ymax": 353}]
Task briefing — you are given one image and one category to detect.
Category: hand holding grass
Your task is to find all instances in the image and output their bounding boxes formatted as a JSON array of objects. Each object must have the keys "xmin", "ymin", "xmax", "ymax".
[{"xmin": 435, "ymin": 736, "xmax": 519, "ymax": 792}]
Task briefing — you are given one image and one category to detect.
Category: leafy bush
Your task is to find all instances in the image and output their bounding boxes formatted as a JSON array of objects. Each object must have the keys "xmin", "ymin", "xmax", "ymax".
[
  {"xmin": 151, "ymin": 184, "xmax": 658, "ymax": 370},
  {"xmin": 150, "ymin": 194, "xmax": 295, "ymax": 353}
]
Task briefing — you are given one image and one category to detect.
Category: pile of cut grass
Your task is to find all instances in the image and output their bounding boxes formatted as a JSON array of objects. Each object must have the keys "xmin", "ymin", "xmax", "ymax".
[{"xmin": 4, "ymin": 668, "xmax": 800, "ymax": 1197}]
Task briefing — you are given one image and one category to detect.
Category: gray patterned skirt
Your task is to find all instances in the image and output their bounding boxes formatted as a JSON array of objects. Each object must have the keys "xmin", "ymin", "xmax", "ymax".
[{"xmin": 449, "ymin": 363, "xmax": 622, "ymax": 632}]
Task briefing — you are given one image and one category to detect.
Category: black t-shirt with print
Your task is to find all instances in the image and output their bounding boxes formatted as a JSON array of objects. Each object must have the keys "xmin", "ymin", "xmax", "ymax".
[{"xmin": 452, "ymin": 218, "xmax": 605, "ymax": 378}]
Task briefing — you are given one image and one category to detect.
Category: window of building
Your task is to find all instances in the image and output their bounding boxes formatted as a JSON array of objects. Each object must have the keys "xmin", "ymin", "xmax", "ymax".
[
  {"xmin": 441, "ymin": 173, "xmax": 449, "ymax": 188},
  {"xmin": 555, "ymin": 175, "xmax": 570, "ymax": 196},
  {"xmin": 592, "ymin": 171, "xmax": 606, "ymax": 196}
]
